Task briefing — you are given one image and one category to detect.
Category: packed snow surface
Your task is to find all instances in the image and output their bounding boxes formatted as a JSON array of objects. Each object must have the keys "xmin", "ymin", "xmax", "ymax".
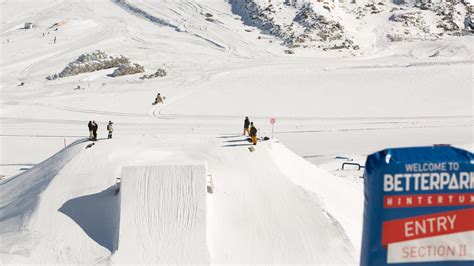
[
  {"xmin": 0, "ymin": 136, "xmax": 359, "ymax": 264},
  {"xmin": 0, "ymin": 0, "xmax": 472, "ymax": 264},
  {"xmin": 114, "ymin": 164, "xmax": 209, "ymax": 264}
]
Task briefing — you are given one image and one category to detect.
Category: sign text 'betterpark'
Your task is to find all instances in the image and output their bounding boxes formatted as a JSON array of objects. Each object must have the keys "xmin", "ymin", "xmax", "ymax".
[{"xmin": 360, "ymin": 146, "xmax": 474, "ymax": 266}]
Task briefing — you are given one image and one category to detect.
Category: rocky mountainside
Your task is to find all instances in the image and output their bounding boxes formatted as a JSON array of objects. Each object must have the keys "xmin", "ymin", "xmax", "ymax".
[{"xmin": 231, "ymin": 0, "xmax": 473, "ymax": 52}]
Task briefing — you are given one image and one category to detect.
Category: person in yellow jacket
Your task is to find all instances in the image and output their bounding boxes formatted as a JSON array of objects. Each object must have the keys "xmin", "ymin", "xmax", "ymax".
[{"xmin": 249, "ymin": 122, "xmax": 257, "ymax": 145}]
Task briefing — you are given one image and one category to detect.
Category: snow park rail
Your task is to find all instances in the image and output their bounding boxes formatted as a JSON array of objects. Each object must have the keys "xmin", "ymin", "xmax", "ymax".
[{"xmin": 113, "ymin": 164, "xmax": 209, "ymax": 264}]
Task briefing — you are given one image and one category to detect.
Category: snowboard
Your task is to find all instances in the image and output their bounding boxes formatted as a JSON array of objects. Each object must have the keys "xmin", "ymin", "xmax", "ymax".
[
  {"xmin": 152, "ymin": 96, "xmax": 166, "ymax": 105},
  {"xmin": 85, "ymin": 143, "xmax": 95, "ymax": 149}
]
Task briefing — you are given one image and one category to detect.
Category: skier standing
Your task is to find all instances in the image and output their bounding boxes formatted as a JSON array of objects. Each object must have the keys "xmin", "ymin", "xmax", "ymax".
[
  {"xmin": 243, "ymin": 116, "xmax": 250, "ymax": 136},
  {"xmin": 88, "ymin": 121, "xmax": 93, "ymax": 140},
  {"xmin": 249, "ymin": 122, "xmax": 258, "ymax": 145},
  {"xmin": 107, "ymin": 121, "xmax": 114, "ymax": 139},
  {"xmin": 92, "ymin": 120, "xmax": 98, "ymax": 141}
]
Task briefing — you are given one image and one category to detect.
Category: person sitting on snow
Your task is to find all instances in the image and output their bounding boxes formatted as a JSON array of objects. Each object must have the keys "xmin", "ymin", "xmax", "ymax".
[
  {"xmin": 155, "ymin": 93, "xmax": 164, "ymax": 104},
  {"xmin": 249, "ymin": 122, "xmax": 258, "ymax": 145},
  {"xmin": 107, "ymin": 121, "xmax": 114, "ymax": 139}
]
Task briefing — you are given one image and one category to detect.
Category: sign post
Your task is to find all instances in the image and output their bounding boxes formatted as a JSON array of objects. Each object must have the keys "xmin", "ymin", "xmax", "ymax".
[
  {"xmin": 270, "ymin": 117, "xmax": 276, "ymax": 139},
  {"xmin": 360, "ymin": 146, "xmax": 474, "ymax": 266}
]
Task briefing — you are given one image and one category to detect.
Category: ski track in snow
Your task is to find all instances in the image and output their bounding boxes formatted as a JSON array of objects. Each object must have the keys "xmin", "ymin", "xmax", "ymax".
[{"xmin": 3, "ymin": 1, "xmax": 124, "ymax": 81}]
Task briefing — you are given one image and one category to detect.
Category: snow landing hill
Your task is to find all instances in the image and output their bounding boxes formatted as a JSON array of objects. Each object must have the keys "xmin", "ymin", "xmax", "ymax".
[{"xmin": 0, "ymin": 0, "xmax": 472, "ymax": 264}]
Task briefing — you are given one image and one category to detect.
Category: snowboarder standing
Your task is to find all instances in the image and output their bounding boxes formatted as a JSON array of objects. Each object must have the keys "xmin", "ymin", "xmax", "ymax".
[
  {"xmin": 53, "ymin": 36, "xmax": 56, "ymax": 44},
  {"xmin": 88, "ymin": 121, "xmax": 93, "ymax": 140},
  {"xmin": 243, "ymin": 116, "xmax": 250, "ymax": 136},
  {"xmin": 249, "ymin": 122, "xmax": 258, "ymax": 145},
  {"xmin": 107, "ymin": 121, "xmax": 114, "ymax": 139},
  {"xmin": 91, "ymin": 120, "xmax": 98, "ymax": 141}
]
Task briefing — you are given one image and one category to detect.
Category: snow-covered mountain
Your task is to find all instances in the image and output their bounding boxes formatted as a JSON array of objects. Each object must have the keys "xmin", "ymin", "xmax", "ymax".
[
  {"xmin": 230, "ymin": 0, "xmax": 473, "ymax": 52},
  {"xmin": 0, "ymin": 0, "xmax": 472, "ymax": 264}
]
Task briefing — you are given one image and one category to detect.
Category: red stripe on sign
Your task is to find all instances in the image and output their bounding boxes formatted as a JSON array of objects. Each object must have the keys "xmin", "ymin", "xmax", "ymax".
[
  {"xmin": 384, "ymin": 193, "xmax": 474, "ymax": 208},
  {"xmin": 381, "ymin": 208, "xmax": 474, "ymax": 246}
]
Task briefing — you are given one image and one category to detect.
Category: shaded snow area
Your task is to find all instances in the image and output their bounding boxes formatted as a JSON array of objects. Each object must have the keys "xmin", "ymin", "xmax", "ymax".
[{"xmin": 0, "ymin": 0, "xmax": 472, "ymax": 264}]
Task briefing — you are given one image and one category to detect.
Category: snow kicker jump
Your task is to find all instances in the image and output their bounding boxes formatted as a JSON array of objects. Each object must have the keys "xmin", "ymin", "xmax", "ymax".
[{"xmin": 113, "ymin": 164, "xmax": 209, "ymax": 264}]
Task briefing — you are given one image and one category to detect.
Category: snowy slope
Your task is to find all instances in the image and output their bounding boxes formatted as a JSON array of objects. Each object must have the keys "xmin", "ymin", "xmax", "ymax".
[
  {"xmin": 270, "ymin": 142, "xmax": 364, "ymax": 254},
  {"xmin": 0, "ymin": 139, "xmax": 114, "ymax": 264},
  {"xmin": 208, "ymin": 138, "xmax": 356, "ymax": 264},
  {"xmin": 0, "ymin": 134, "xmax": 360, "ymax": 264},
  {"xmin": 0, "ymin": 138, "xmax": 86, "ymax": 234},
  {"xmin": 0, "ymin": 0, "xmax": 472, "ymax": 264}
]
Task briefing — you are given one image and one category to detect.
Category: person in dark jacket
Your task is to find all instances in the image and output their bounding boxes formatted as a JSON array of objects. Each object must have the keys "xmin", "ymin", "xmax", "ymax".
[
  {"xmin": 107, "ymin": 121, "xmax": 113, "ymax": 139},
  {"xmin": 249, "ymin": 122, "xmax": 257, "ymax": 145},
  {"xmin": 243, "ymin": 116, "xmax": 250, "ymax": 136},
  {"xmin": 88, "ymin": 121, "xmax": 93, "ymax": 140},
  {"xmin": 91, "ymin": 120, "xmax": 98, "ymax": 141}
]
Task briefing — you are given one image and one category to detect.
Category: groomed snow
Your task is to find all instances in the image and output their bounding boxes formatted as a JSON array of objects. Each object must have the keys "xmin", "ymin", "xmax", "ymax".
[
  {"xmin": 114, "ymin": 164, "xmax": 209, "ymax": 264},
  {"xmin": 1, "ymin": 135, "xmax": 360, "ymax": 264},
  {"xmin": 0, "ymin": 0, "xmax": 472, "ymax": 264}
]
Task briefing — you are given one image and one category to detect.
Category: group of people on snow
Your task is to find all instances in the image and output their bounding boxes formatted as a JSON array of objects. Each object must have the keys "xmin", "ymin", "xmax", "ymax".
[
  {"xmin": 86, "ymin": 91, "xmax": 164, "ymax": 142},
  {"xmin": 87, "ymin": 120, "xmax": 113, "ymax": 141},
  {"xmin": 243, "ymin": 116, "xmax": 258, "ymax": 145},
  {"xmin": 85, "ymin": 96, "xmax": 259, "ymax": 146}
]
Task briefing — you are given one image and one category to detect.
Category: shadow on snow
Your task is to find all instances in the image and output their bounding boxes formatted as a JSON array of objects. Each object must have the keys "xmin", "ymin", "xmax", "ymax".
[{"xmin": 58, "ymin": 186, "xmax": 120, "ymax": 253}]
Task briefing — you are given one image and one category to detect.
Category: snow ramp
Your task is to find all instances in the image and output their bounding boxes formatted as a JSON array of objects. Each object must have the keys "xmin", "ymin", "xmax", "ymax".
[
  {"xmin": 207, "ymin": 139, "xmax": 358, "ymax": 264},
  {"xmin": 113, "ymin": 164, "xmax": 209, "ymax": 264}
]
